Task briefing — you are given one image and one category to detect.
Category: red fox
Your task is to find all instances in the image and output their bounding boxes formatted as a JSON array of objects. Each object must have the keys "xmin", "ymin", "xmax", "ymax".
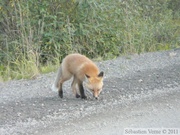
[{"xmin": 51, "ymin": 53, "xmax": 104, "ymax": 99}]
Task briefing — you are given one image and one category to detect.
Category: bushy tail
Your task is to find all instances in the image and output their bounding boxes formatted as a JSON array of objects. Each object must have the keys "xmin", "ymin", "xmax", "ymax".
[{"xmin": 51, "ymin": 66, "xmax": 62, "ymax": 92}]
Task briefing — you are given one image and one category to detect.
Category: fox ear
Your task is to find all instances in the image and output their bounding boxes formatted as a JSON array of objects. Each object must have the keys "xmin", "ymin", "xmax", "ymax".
[
  {"xmin": 85, "ymin": 74, "xmax": 90, "ymax": 83},
  {"xmin": 85, "ymin": 74, "xmax": 90, "ymax": 78},
  {"xmin": 98, "ymin": 71, "xmax": 104, "ymax": 78}
]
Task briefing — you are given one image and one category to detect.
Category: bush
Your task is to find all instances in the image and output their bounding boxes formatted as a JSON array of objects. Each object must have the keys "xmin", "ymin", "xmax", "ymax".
[{"xmin": 0, "ymin": 0, "xmax": 179, "ymax": 80}]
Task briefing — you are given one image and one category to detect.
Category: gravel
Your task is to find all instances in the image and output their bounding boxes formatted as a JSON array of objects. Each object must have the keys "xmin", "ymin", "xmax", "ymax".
[{"xmin": 0, "ymin": 49, "xmax": 180, "ymax": 135}]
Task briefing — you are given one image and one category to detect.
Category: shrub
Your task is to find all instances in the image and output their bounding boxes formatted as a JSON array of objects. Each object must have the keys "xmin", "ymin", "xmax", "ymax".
[{"xmin": 0, "ymin": 0, "xmax": 179, "ymax": 80}]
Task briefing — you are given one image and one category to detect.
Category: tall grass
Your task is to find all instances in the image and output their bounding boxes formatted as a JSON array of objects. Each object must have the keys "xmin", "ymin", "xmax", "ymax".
[{"xmin": 0, "ymin": 0, "xmax": 180, "ymax": 81}]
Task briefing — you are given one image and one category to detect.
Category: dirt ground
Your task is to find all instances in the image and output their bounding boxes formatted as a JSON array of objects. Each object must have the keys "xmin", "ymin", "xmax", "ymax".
[{"xmin": 0, "ymin": 49, "xmax": 180, "ymax": 135}]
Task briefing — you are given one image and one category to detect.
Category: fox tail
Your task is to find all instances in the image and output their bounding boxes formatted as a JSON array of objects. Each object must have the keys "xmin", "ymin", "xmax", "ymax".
[{"xmin": 51, "ymin": 66, "xmax": 62, "ymax": 92}]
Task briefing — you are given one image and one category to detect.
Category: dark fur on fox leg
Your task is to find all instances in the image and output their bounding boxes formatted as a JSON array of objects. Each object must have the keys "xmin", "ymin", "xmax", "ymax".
[
  {"xmin": 79, "ymin": 83, "xmax": 87, "ymax": 99},
  {"xmin": 59, "ymin": 90, "xmax": 63, "ymax": 98},
  {"xmin": 58, "ymin": 83, "xmax": 63, "ymax": 98},
  {"xmin": 76, "ymin": 94, "xmax": 81, "ymax": 98}
]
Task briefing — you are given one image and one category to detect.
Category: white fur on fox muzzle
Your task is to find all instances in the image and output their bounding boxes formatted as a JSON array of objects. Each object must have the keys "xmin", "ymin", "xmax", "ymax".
[{"xmin": 93, "ymin": 95, "xmax": 99, "ymax": 100}]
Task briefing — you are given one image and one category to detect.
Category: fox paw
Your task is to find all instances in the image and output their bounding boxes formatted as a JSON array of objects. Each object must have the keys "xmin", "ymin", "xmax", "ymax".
[
  {"xmin": 59, "ymin": 91, "xmax": 63, "ymax": 98},
  {"xmin": 81, "ymin": 95, "xmax": 87, "ymax": 100},
  {"xmin": 76, "ymin": 94, "xmax": 81, "ymax": 98}
]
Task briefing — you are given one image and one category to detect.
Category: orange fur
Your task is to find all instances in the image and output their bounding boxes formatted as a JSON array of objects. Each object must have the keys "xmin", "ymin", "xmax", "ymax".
[{"xmin": 51, "ymin": 53, "xmax": 104, "ymax": 99}]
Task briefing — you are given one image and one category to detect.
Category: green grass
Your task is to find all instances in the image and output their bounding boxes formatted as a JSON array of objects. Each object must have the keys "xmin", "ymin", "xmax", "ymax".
[{"xmin": 0, "ymin": 0, "xmax": 180, "ymax": 81}]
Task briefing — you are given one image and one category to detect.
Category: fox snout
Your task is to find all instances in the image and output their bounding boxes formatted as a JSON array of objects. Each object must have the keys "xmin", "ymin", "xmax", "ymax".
[
  {"xmin": 94, "ymin": 96, "xmax": 99, "ymax": 100},
  {"xmin": 93, "ymin": 91, "xmax": 101, "ymax": 100}
]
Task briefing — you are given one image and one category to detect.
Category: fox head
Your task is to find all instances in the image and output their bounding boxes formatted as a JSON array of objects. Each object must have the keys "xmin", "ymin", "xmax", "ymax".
[{"xmin": 85, "ymin": 71, "xmax": 104, "ymax": 99}]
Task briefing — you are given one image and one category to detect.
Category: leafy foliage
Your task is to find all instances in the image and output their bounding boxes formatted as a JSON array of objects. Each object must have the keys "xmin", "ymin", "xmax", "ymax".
[{"xmin": 0, "ymin": 0, "xmax": 180, "ymax": 80}]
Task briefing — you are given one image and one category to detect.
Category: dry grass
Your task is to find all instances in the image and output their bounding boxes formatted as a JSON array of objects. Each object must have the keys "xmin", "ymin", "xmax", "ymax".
[{"xmin": 0, "ymin": 0, "xmax": 180, "ymax": 81}]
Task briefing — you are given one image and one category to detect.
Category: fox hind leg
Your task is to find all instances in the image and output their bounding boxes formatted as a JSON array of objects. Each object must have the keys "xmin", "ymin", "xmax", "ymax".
[
  {"xmin": 57, "ymin": 68, "xmax": 72, "ymax": 98},
  {"xmin": 58, "ymin": 82, "xmax": 63, "ymax": 98},
  {"xmin": 71, "ymin": 77, "xmax": 81, "ymax": 98},
  {"xmin": 54, "ymin": 67, "xmax": 64, "ymax": 98},
  {"xmin": 52, "ymin": 67, "xmax": 64, "ymax": 98}
]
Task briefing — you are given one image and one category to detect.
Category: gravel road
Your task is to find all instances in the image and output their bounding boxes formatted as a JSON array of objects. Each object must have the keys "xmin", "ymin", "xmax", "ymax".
[{"xmin": 0, "ymin": 49, "xmax": 180, "ymax": 135}]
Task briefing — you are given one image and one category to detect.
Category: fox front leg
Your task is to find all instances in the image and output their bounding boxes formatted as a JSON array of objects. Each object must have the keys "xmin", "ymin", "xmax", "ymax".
[{"xmin": 78, "ymin": 82, "xmax": 87, "ymax": 99}]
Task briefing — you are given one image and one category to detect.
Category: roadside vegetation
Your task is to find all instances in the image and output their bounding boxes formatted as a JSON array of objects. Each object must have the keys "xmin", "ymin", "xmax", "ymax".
[{"xmin": 0, "ymin": 0, "xmax": 180, "ymax": 81}]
